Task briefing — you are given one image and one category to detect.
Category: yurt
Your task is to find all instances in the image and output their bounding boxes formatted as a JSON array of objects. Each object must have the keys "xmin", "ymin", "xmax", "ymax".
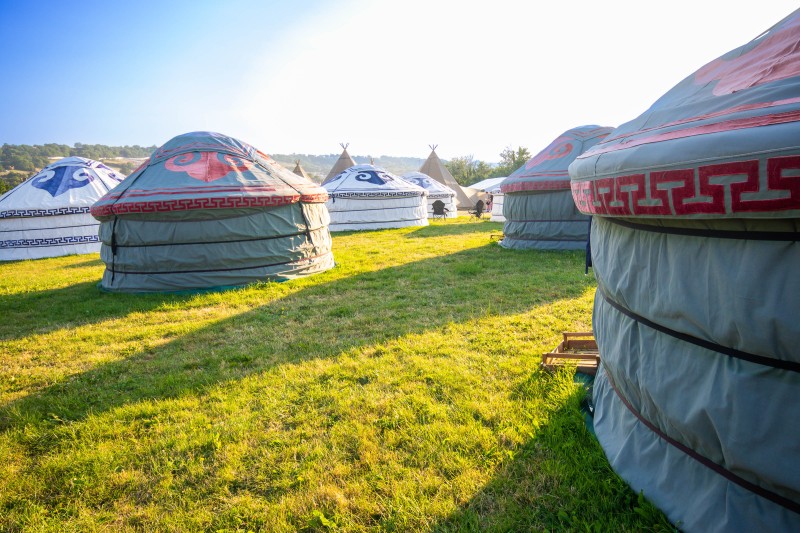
[
  {"xmin": 401, "ymin": 171, "xmax": 457, "ymax": 218},
  {"xmin": 323, "ymin": 164, "xmax": 428, "ymax": 231},
  {"xmin": 90, "ymin": 131, "xmax": 334, "ymax": 292},
  {"xmin": 500, "ymin": 126, "xmax": 613, "ymax": 249},
  {"xmin": 0, "ymin": 157, "xmax": 124, "ymax": 261},
  {"xmin": 419, "ymin": 145, "xmax": 476, "ymax": 209},
  {"xmin": 569, "ymin": 10, "xmax": 800, "ymax": 532},
  {"xmin": 323, "ymin": 143, "xmax": 356, "ymax": 183}
]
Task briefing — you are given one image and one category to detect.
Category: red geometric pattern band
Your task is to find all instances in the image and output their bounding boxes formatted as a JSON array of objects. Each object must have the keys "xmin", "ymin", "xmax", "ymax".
[{"xmin": 571, "ymin": 156, "xmax": 800, "ymax": 217}]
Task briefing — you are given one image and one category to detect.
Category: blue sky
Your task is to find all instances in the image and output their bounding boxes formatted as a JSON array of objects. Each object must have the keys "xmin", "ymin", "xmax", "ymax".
[{"xmin": 1, "ymin": 1, "xmax": 797, "ymax": 161}]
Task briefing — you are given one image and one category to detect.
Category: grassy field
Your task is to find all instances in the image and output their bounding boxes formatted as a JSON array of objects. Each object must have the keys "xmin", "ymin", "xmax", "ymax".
[{"xmin": 0, "ymin": 217, "xmax": 672, "ymax": 532}]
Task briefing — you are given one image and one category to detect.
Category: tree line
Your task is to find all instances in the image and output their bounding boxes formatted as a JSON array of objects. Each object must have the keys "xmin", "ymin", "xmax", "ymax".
[
  {"xmin": 0, "ymin": 143, "xmax": 156, "ymax": 173},
  {"xmin": 445, "ymin": 146, "xmax": 531, "ymax": 186}
]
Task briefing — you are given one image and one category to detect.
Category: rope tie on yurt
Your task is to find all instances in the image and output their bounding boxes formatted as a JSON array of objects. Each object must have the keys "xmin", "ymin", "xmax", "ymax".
[
  {"xmin": 110, "ymin": 216, "xmax": 118, "ymax": 285},
  {"xmin": 603, "ymin": 367, "xmax": 800, "ymax": 515},
  {"xmin": 606, "ymin": 217, "xmax": 800, "ymax": 242},
  {"xmin": 597, "ymin": 285, "xmax": 800, "ymax": 373}
]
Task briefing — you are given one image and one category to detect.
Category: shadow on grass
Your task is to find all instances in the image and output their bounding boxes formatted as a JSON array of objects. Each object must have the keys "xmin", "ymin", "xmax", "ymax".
[
  {"xmin": 0, "ymin": 245, "xmax": 593, "ymax": 434},
  {"xmin": 0, "ymin": 280, "xmax": 193, "ymax": 341},
  {"xmin": 58, "ymin": 256, "xmax": 104, "ymax": 269},
  {"xmin": 404, "ymin": 220, "xmax": 502, "ymax": 239},
  {"xmin": 431, "ymin": 371, "xmax": 675, "ymax": 532}
]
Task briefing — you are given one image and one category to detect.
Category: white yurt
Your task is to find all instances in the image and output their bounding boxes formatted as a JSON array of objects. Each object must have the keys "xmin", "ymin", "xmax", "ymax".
[
  {"xmin": 401, "ymin": 171, "xmax": 457, "ymax": 218},
  {"xmin": 0, "ymin": 157, "xmax": 124, "ymax": 261},
  {"xmin": 323, "ymin": 164, "xmax": 428, "ymax": 231}
]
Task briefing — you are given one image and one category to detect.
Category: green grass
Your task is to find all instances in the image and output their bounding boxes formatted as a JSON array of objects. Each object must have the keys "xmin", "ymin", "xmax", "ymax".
[{"xmin": 0, "ymin": 217, "xmax": 672, "ymax": 531}]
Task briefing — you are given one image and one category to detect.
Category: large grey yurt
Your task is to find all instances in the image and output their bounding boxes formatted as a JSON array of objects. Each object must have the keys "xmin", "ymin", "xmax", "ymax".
[
  {"xmin": 569, "ymin": 10, "xmax": 800, "ymax": 532},
  {"xmin": 90, "ymin": 131, "xmax": 334, "ymax": 292},
  {"xmin": 323, "ymin": 164, "xmax": 428, "ymax": 231},
  {"xmin": 500, "ymin": 126, "xmax": 612, "ymax": 250},
  {"xmin": 0, "ymin": 157, "xmax": 124, "ymax": 260}
]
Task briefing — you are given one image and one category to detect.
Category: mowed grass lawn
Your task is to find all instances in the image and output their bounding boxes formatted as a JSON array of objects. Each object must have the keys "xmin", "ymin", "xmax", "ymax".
[{"xmin": 0, "ymin": 217, "xmax": 671, "ymax": 532}]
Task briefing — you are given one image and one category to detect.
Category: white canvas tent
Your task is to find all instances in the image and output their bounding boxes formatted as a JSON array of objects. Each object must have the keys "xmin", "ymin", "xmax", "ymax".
[
  {"xmin": 468, "ymin": 177, "xmax": 507, "ymax": 222},
  {"xmin": 0, "ymin": 157, "xmax": 124, "ymax": 261},
  {"xmin": 419, "ymin": 145, "xmax": 478, "ymax": 209},
  {"xmin": 324, "ymin": 164, "xmax": 428, "ymax": 231},
  {"xmin": 401, "ymin": 171, "xmax": 457, "ymax": 218},
  {"xmin": 323, "ymin": 143, "xmax": 357, "ymax": 183}
]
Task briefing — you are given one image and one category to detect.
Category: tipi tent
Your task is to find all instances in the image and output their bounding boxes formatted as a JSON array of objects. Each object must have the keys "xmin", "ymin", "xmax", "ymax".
[
  {"xmin": 323, "ymin": 143, "xmax": 356, "ymax": 183},
  {"xmin": 419, "ymin": 145, "xmax": 476, "ymax": 209},
  {"xmin": 292, "ymin": 160, "xmax": 311, "ymax": 181},
  {"xmin": 91, "ymin": 131, "xmax": 334, "ymax": 292},
  {"xmin": 0, "ymin": 157, "xmax": 124, "ymax": 261},
  {"xmin": 500, "ymin": 126, "xmax": 613, "ymax": 249},
  {"xmin": 323, "ymin": 164, "xmax": 428, "ymax": 231},
  {"xmin": 569, "ymin": 10, "xmax": 800, "ymax": 532},
  {"xmin": 401, "ymin": 171, "xmax": 457, "ymax": 218}
]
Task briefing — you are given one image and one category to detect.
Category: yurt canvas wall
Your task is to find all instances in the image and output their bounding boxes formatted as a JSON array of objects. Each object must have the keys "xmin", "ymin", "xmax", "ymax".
[
  {"xmin": 91, "ymin": 131, "xmax": 334, "ymax": 292},
  {"xmin": 569, "ymin": 10, "xmax": 800, "ymax": 532},
  {"xmin": 401, "ymin": 171, "xmax": 457, "ymax": 218},
  {"xmin": 324, "ymin": 164, "xmax": 428, "ymax": 231},
  {"xmin": 0, "ymin": 157, "xmax": 124, "ymax": 261},
  {"xmin": 500, "ymin": 126, "xmax": 612, "ymax": 250}
]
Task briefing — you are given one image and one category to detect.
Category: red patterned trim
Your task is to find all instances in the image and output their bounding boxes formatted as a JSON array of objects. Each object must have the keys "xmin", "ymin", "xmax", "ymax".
[
  {"xmin": 571, "ymin": 156, "xmax": 800, "ymax": 217},
  {"xmin": 299, "ymin": 193, "xmax": 329, "ymax": 203},
  {"xmin": 91, "ymin": 195, "xmax": 301, "ymax": 218},
  {"xmin": 501, "ymin": 179, "xmax": 572, "ymax": 194},
  {"xmin": 580, "ymin": 109, "xmax": 800, "ymax": 158}
]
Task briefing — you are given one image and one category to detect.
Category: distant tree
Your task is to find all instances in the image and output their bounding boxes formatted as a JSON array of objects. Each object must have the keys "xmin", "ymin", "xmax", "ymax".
[
  {"xmin": 494, "ymin": 146, "xmax": 531, "ymax": 177},
  {"xmin": 445, "ymin": 155, "xmax": 494, "ymax": 186},
  {"xmin": 118, "ymin": 162, "xmax": 135, "ymax": 175}
]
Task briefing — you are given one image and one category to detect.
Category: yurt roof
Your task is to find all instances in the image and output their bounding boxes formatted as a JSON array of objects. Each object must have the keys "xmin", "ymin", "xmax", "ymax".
[
  {"xmin": 570, "ymin": 9, "xmax": 800, "ymax": 220},
  {"xmin": 401, "ymin": 171, "xmax": 456, "ymax": 199},
  {"xmin": 323, "ymin": 144, "xmax": 357, "ymax": 183},
  {"xmin": 419, "ymin": 146, "xmax": 474, "ymax": 207},
  {"xmin": 500, "ymin": 126, "xmax": 613, "ymax": 194},
  {"xmin": 1, "ymin": 157, "xmax": 124, "ymax": 218},
  {"xmin": 324, "ymin": 164, "xmax": 427, "ymax": 198},
  {"xmin": 91, "ymin": 131, "xmax": 327, "ymax": 220}
]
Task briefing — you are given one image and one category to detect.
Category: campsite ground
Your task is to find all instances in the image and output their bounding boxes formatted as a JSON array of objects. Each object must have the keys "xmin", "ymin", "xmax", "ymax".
[{"xmin": 0, "ymin": 217, "xmax": 672, "ymax": 531}]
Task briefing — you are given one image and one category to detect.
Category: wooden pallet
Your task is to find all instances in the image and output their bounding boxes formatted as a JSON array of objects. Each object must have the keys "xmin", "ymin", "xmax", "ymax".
[{"xmin": 542, "ymin": 332, "xmax": 600, "ymax": 375}]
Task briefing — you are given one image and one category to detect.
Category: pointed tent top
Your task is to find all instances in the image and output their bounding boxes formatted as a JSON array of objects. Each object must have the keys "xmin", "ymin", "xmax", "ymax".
[
  {"xmin": 292, "ymin": 160, "xmax": 311, "ymax": 181},
  {"xmin": 419, "ymin": 146, "xmax": 473, "ymax": 208},
  {"xmin": 429, "ymin": 144, "xmax": 438, "ymax": 151},
  {"xmin": 324, "ymin": 144, "xmax": 357, "ymax": 183}
]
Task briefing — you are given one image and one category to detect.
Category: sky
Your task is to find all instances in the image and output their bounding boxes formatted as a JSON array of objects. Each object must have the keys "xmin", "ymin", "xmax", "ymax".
[{"xmin": 0, "ymin": 0, "xmax": 797, "ymax": 162}]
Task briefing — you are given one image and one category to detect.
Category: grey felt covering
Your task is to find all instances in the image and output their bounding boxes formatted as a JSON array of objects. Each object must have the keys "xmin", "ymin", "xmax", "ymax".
[
  {"xmin": 590, "ymin": 216, "xmax": 800, "ymax": 532},
  {"xmin": 99, "ymin": 200, "xmax": 333, "ymax": 293},
  {"xmin": 499, "ymin": 190, "xmax": 589, "ymax": 250}
]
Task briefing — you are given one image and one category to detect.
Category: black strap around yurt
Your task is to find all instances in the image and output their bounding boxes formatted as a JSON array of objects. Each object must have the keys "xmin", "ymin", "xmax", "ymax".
[
  {"xmin": 607, "ymin": 217, "xmax": 800, "ymax": 241},
  {"xmin": 597, "ymin": 286, "xmax": 800, "ymax": 373},
  {"xmin": 603, "ymin": 367, "xmax": 800, "ymax": 515}
]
